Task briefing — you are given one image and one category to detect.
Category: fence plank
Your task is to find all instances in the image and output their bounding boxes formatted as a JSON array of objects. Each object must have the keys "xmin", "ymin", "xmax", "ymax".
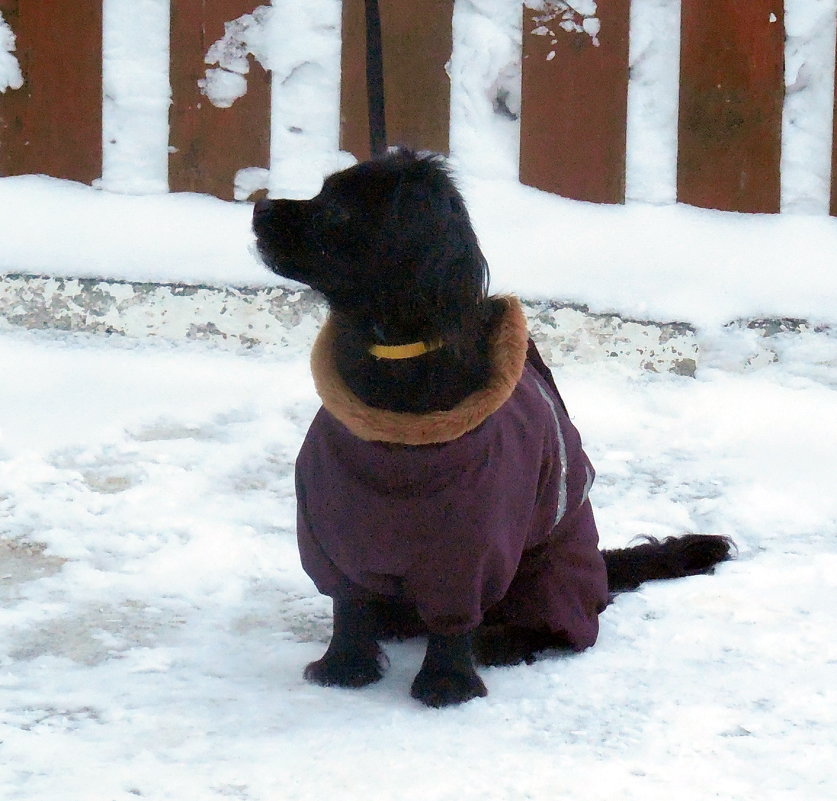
[
  {"xmin": 169, "ymin": 1, "xmax": 270, "ymax": 200},
  {"xmin": 678, "ymin": 1, "xmax": 784, "ymax": 214},
  {"xmin": 340, "ymin": 0, "xmax": 453, "ymax": 161},
  {"xmin": 832, "ymin": 27, "xmax": 837, "ymax": 218},
  {"xmin": 0, "ymin": 0, "xmax": 21, "ymax": 177},
  {"xmin": 519, "ymin": 1, "xmax": 630, "ymax": 204},
  {"xmin": 0, "ymin": 0, "xmax": 102, "ymax": 183}
]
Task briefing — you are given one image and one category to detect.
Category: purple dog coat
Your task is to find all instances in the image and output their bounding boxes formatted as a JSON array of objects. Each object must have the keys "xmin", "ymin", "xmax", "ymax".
[{"xmin": 295, "ymin": 297, "xmax": 609, "ymax": 650}]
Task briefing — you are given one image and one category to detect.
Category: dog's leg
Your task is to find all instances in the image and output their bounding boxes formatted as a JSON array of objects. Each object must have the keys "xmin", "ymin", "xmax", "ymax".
[
  {"xmin": 304, "ymin": 599, "xmax": 387, "ymax": 688},
  {"xmin": 410, "ymin": 632, "xmax": 487, "ymax": 707}
]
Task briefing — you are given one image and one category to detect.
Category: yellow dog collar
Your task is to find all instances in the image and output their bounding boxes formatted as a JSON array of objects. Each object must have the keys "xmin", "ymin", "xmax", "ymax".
[{"xmin": 368, "ymin": 338, "xmax": 444, "ymax": 360}]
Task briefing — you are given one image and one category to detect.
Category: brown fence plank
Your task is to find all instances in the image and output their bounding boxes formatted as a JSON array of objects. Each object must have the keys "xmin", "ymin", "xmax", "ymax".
[
  {"xmin": 519, "ymin": 1, "xmax": 630, "ymax": 205},
  {"xmin": 678, "ymin": 1, "xmax": 784, "ymax": 214},
  {"xmin": 169, "ymin": 1, "xmax": 270, "ymax": 200},
  {"xmin": 0, "ymin": 0, "xmax": 20, "ymax": 177},
  {"xmin": 0, "ymin": 0, "xmax": 102, "ymax": 183},
  {"xmin": 340, "ymin": 0, "xmax": 453, "ymax": 161},
  {"xmin": 831, "ymin": 26, "xmax": 837, "ymax": 218}
]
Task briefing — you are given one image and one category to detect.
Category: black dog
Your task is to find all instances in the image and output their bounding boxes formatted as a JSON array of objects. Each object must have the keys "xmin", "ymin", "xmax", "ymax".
[{"xmin": 253, "ymin": 149, "xmax": 731, "ymax": 707}]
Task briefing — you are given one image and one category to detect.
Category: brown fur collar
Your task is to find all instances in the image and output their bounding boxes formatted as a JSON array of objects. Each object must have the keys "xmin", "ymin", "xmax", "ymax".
[{"xmin": 310, "ymin": 296, "xmax": 529, "ymax": 445}]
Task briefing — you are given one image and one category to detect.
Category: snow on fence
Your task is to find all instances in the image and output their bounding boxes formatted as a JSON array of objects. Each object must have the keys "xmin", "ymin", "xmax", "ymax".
[{"xmin": 0, "ymin": 0, "xmax": 836, "ymax": 212}]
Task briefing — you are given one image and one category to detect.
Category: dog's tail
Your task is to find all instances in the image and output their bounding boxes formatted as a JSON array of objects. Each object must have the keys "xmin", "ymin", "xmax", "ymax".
[{"xmin": 602, "ymin": 534, "xmax": 734, "ymax": 593}]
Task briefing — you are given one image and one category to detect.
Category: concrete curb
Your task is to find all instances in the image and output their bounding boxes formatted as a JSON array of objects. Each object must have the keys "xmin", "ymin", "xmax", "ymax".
[{"xmin": 1, "ymin": 274, "xmax": 832, "ymax": 378}]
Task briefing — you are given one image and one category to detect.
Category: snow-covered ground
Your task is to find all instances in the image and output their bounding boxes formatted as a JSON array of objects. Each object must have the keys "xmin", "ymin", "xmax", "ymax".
[
  {"xmin": 1, "ymin": 1, "xmax": 836, "ymax": 798},
  {"xmin": 0, "ymin": 325, "xmax": 835, "ymax": 800}
]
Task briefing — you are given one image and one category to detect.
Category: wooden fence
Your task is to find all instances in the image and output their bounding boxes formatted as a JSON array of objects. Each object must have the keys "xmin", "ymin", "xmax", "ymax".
[{"xmin": 1, "ymin": 0, "xmax": 836, "ymax": 215}]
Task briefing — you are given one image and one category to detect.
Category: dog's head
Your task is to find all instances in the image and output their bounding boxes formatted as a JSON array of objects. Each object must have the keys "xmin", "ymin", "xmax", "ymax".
[{"xmin": 252, "ymin": 149, "xmax": 489, "ymax": 340}]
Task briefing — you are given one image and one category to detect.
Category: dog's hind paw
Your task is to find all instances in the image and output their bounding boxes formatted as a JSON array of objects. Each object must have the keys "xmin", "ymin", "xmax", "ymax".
[
  {"xmin": 410, "ymin": 668, "xmax": 487, "ymax": 708},
  {"xmin": 304, "ymin": 647, "xmax": 387, "ymax": 689},
  {"xmin": 473, "ymin": 625, "xmax": 568, "ymax": 667}
]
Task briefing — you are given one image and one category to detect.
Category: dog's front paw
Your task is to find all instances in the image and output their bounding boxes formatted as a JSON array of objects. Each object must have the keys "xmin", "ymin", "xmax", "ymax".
[
  {"xmin": 304, "ymin": 646, "xmax": 387, "ymax": 689},
  {"xmin": 410, "ymin": 668, "xmax": 487, "ymax": 708}
]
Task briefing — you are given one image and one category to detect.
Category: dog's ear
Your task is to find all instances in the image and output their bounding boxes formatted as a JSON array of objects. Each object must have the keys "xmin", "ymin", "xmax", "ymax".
[
  {"xmin": 388, "ymin": 158, "xmax": 490, "ymax": 346},
  {"xmin": 404, "ymin": 172, "xmax": 489, "ymax": 349},
  {"xmin": 430, "ymin": 244, "xmax": 490, "ymax": 351}
]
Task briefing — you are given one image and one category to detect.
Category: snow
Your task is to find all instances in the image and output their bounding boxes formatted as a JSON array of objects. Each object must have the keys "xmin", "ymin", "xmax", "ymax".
[
  {"xmin": 2, "ymin": 172, "xmax": 835, "ymax": 330},
  {"xmin": 625, "ymin": 0, "xmax": 681, "ymax": 203},
  {"xmin": 465, "ymin": 180, "xmax": 837, "ymax": 328},
  {"xmin": 0, "ymin": 9, "xmax": 24, "ymax": 93},
  {"xmin": 1, "ymin": 2, "xmax": 837, "ymax": 798},
  {"xmin": 0, "ymin": 175, "xmax": 261, "ymax": 287},
  {"xmin": 525, "ymin": 1, "xmax": 602, "ymax": 46},
  {"xmin": 100, "ymin": 0, "xmax": 170, "ymax": 195},
  {"xmin": 782, "ymin": 0, "xmax": 837, "ymax": 214},
  {"xmin": 199, "ymin": 6, "xmax": 272, "ymax": 109},
  {"xmin": 0, "ymin": 328, "xmax": 835, "ymax": 800}
]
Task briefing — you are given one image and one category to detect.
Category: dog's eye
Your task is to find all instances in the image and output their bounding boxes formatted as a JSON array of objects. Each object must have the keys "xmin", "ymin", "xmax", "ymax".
[{"xmin": 314, "ymin": 206, "xmax": 350, "ymax": 228}]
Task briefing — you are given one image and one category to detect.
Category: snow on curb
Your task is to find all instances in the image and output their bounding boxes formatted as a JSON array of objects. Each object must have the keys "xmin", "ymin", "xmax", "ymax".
[{"xmin": 0, "ymin": 274, "xmax": 703, "ymax": 374}]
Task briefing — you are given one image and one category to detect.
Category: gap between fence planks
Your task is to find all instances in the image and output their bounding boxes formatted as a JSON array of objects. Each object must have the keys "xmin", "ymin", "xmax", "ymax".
[{"xmin": 832, "ymin": 26, "xmax": 837, "ymax": 218}]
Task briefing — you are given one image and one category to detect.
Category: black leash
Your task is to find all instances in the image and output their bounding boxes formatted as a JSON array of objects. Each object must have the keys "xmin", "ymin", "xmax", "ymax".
[{"xmin": 364, "ymin": 0, "xmax": 387, "ymax": 157}]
